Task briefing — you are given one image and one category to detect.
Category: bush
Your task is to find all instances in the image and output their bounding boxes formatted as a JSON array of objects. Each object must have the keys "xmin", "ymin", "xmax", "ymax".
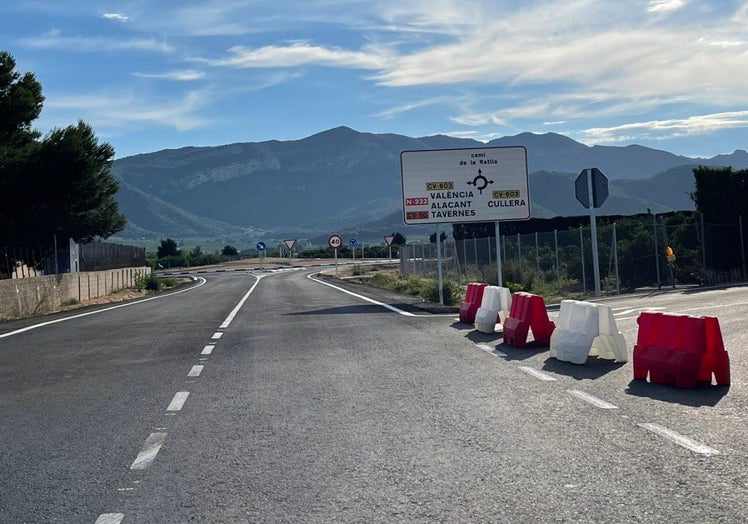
[{"xmin": 135, "ymin": 272, "xmax": 161, "ymax": 291}]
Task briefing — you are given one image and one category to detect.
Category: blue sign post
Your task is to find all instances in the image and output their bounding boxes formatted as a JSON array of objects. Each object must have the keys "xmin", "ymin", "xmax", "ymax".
[
  {"xmin": 256, "ymin": 241, "xmax": 266, "ymax": 269},
  {"xmin": 349, "ymin": 238, "xmax": 357, "ymax": 262}
]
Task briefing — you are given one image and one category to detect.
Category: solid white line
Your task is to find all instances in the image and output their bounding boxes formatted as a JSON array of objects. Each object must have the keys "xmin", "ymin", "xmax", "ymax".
[
  {"xmin": 638, "ymin": 423, "xmax": 720, "ymax": 456},
  {"xmin": 476, "ymin": 343, "xmax": 508, "ymax": 357},
  {"xmin": 0, "ymin": 277, "xmax": 207, "ymax": 340},
  {"xmin": 130, "ymin": 432, "xmax": 168, "ymax": 470},
  {"xmin": 567, "ymin": 389, "xmax": 619, "ymax": 409},
  {"xmin": 211, "ymin": 332, "xmax": 223, "ymax": 340},
  {"xmin": 201, "ymin": 345, "xmax": 215, "ymax": 355},
  {"xmin": 188, "ymin": 365, "xmax": 203, "ymax": 377},
  {"xmin": 167, "ymin": 391, "xmax": 190, "ymax": 412},
  {"xmin": 219, "ymin": 275, "xmax": 263, "ymax": 328},
  {"xmin": 95, "ymin": 514, "xmax": 124, "ymax": 524},
  {"xmin": 308, "ymin": 274, "xmax": 417, "ymax": 316},
  {"xmin": 518, "ymin": 366, "xmax": 557, "ymax": 381}
]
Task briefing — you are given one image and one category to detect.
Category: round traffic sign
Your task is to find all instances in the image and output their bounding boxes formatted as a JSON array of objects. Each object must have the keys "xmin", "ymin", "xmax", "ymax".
[
  {"xmin": 349, "ymin": 238, "xmax": 357, "ymax": 247},
  {"xmin": 328, "ymin": 234, "xmax": 343, "ymax": 249},
  {"xmin": 256, "ymin": 241, "xmax": 266, "ymax": 251}
]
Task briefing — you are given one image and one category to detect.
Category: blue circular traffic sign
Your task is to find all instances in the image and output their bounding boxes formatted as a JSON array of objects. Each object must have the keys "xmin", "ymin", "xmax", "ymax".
[
  {"xmin": 256, "ymin": 241, "xmax": 266, "ymax": 251},
  {"xmin": 349, "ymin": 238, "xmax": 357, "ymax": 247}
]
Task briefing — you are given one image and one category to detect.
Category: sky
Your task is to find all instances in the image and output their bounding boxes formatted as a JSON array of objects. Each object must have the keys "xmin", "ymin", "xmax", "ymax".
[{"xmin": 2, "ymin": 0, "xmax": 747, "ymax": 159}]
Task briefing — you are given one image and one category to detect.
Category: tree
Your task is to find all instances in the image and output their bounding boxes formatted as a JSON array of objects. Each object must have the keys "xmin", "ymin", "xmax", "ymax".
[
  {"xmin": 430, "ymin": 231, "xmax": 448, "ymax": 243},
  {"xmin": 391, "ymin": 232, "xmax": 406, "ymax": 245},
  {"xmin": 221, "ymin": 244, "xmax": 238, "ymax": 256},
  {"xmin": 157, "ymin": 238, "xmax": 179, "ymax": 258},
  {"xmin": 0, "ymin": 51, "xmax": 126, "ymax": 248}
]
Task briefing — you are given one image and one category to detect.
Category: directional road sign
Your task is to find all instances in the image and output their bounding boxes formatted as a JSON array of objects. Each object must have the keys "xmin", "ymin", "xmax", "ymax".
[
  {"xmin": 575, "ymin": 168, "xmax": 608, "ymax": 208},
  {"xmin": 400, "ymin": 146, "xmax": 530, "ymax": 225},
  {"xmin": 349, "ymin": 238, "xmax": 357, "ymax": 247},
  {"xmin": 256, "ymin": 241, "xmax": 266, "ymax": 251}
]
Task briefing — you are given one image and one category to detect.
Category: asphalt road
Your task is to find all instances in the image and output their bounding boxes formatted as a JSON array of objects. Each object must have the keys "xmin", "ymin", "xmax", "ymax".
[{"xmin": 1, "ymin": 269, "xmax": 746, "ymax": 523}]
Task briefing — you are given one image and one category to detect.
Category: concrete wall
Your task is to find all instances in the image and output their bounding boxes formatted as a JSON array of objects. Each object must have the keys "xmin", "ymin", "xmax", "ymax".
[{"xmin": 0, "ymin": 267, "xmax": 151, "ymax": 320}]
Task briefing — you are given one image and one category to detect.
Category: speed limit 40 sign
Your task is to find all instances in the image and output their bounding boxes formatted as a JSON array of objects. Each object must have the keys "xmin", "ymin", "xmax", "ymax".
[{"xmin": 328, "ymin": 233, "xmax": 343, "ymax": 249}]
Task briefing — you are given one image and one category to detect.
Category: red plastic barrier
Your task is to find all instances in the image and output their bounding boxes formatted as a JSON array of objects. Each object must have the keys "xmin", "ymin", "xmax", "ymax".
[
  {"xmin": 502, "ymin": 292, "xmax": 555, "ymax": 347},
  {"xmin": 459, "ymin": 282, "xmax": 487, "ymax": 324},
  {"xmin": 633, "ymin": 311, "xmax": 730, "ymax": 388}
]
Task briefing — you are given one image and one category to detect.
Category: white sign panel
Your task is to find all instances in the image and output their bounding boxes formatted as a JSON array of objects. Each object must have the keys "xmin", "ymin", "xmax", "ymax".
[{"xmin": 400, "ymin": 146, "xmax": 530, "ymax": 225}]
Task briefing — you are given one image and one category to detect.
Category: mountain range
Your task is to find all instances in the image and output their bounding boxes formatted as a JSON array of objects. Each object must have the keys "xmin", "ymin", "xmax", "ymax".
[{"xmin": 110, "ymin": 127, "xmax": 748, "ymax": 245}]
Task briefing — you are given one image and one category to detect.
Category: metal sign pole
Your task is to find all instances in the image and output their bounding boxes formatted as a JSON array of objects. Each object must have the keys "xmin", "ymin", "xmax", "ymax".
[
  {"xmin": 436, "ymin": 224, "xmax": 444, "ymax": 304},
  {"xmin": 495, "ymin": 221, "xmax": 503, "ymax": 286},
  {"xmin": 587, "ymin": 168, "xmax": 602, "ymax": 297},
  {"xmin": 334, "ymin": 248, "xmax": 338, "ymax": 277}
]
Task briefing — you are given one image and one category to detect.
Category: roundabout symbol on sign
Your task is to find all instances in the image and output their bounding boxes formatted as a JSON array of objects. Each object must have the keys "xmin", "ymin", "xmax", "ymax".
[
  {"xmin": 328, "ymin": 234, "xmax": 343, "ymax": 249},
  {"xmin": 466, "ymin": 169, "xmax": 494, "ymax": 194}
]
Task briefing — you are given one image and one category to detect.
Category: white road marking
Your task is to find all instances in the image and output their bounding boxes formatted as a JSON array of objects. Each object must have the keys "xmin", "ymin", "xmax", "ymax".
[
  {"xmin": 95, "ymin": 514, "xmax": 124, "ymax": 524},
  {"xmin": 211, "ymin": 332, "xmax": 223, "ymax": 340},
  {"xmin": 638, "ymin": 423, "xmax": 719, "ymax": 456},
  {"xmin": 567, "ymin": 389, "xmax": 619, "ymax": 409},
  {"xmin": 130, "ymin": 432, "xmax": 168, "ymax": 470},
  {"xmin": 220, "ymin": 275, "xmax": 264, "ymax": 328},
  {"xmin": 0, "ymin": 277, "xmax": 207, "ymax": 340},
  {"xmin": 518, "ymin": 366, "xmax": 557, "ymax": 381},
  {"xmin": 188, "ymin": 365, "xmax": 203, "ymax": 377},
  {"xmin": 167, "ymin": 391, "xmax": 189, "ymax": 412},
  {"xmin": 308, "ymin": 274, "xmax": 417, "ymax": 316},
  {"xmin": 475, "ymin": 343, "xmax": 508, "ymax": 357},
  {"xmin": 201, "ymin": 344, "xmax": 215, "ymax": 355}
]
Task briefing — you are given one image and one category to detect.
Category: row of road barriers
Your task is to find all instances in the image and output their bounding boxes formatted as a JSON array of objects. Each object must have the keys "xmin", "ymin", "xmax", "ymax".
[{"xmin": 458, "ymin": 284, "xmax": 731, "ymax": 388}]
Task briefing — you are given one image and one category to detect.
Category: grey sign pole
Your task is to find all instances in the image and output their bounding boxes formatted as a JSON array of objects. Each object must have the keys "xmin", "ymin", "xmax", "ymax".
[
  {"xmin": 495, "ymin": 221, "xmax": 502, "ymax": 286},
  {"xmin": 436, "ymin": 223, "xmax": 444, "ymax": 304},
  {"xmin": 586, "ymin": 169, "xmax": 602, "ymax": 297}
]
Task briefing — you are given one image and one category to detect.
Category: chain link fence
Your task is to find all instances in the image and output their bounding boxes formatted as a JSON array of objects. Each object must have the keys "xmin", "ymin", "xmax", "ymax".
[{"xmin": 400, "ymin": 213, "xmax": 748, "ymax": 293}]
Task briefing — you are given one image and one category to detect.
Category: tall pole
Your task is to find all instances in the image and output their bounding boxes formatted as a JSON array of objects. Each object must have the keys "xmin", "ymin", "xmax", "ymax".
[
  {"xmin": 580, "ymin": 226, "xmax": 586, "ymax": 293},
  {"xmin": 613, "ymin": 222, "xmax": 620, "ymax": 294},
  {"xmin": 535, "ymin": 231, "xmax": 540, "ymax": 275},
  {"xmin": 436, "ymin": 224, "xmax": 444, "ymax": 304},
  {"xmin": 652, "ymin": 212, "xmax": 661, "ymax": 290},
  {"xmin": 495, "ymin": 221, "xmax": 503, "ymax": 286},
  {"xmin": 587, "ymin": 169, "xmax": 601, "ymax": 297},
  {"xmin": 740, "ymin": 215, "xmax": 746, "ymax": 281}
]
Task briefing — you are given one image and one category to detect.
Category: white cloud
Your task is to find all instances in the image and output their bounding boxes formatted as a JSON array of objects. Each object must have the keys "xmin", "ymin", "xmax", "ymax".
[
  {"xmin": 42, "ymin": 88, "xmax": 213, "ymax": 131},
  {"xmin": 133, "ymin": 70, "xmax": 206, "ymax": 81},
  {"xmin": 21, "ymin": 30, "xmax": 173, "ymax": 53},
  {"xmin": 579, "ymin": 110, "xmax": 748, "ymax": 143},
  {"xmin": 102, "ymin": 12, "xmax": 129, "ymax": 22},
  {"xmin": 200, "ymin": 41, "xmax": 389, "ymax": 70},
  {"xmin": 646, "ymin": 0, "xmax": 687, "ymax": 14}
]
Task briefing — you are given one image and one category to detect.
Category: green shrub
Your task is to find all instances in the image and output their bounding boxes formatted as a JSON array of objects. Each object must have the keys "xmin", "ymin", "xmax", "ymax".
[{"xmin": 135, "ymin": 272, "xmax": 161, "ymax": 291}]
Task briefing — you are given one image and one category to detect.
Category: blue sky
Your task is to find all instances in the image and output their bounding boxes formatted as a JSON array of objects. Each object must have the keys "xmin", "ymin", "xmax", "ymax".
[{"xmin": 2, "ymin": 0, "xmax": 747, "ymax": 159}]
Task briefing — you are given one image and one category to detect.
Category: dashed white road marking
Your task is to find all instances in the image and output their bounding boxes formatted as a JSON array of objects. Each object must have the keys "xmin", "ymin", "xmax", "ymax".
[
  {"xmin": 211, "ymin": 332, "xmax": 223, "ymax": 340},
  {"xmin": 201, "ymin": 344, "xmax": 215, "ymax": 355},
  {"xmin": 130, "ymin": 432, "xmax": 168, "ymax": 470},
  {"xmin": 95, "ymin": 514, "xmax": 124, "ymax": 524},
  {"xmin": 638, "ymin": 423, "xmax": 719, "ymax": 456},
  {"xmin": 167, "ymin": 391, "xmax": 190, "ymax": 412},
  {"xmin": 220, "ymin": 275, "xmax": 264, "ymax": 328},
  {"xmin": 188, "ymin": 365, "xmax": 204, "ymax": 377},
  {"xmin": 475, "ymin": 343, "xmax": 508, "ymax": 357},
  {"xmin": 518, "ymin": 366, "xmax": 557, "ymax": 381},
  {"xmin": 567, "ymin": 389, "xmax": 619, "ymax": 409}
]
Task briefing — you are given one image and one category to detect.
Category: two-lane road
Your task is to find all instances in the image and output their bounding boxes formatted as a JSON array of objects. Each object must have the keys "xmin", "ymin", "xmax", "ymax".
[{"xmin": 1, "ymin": 270, "xmax": 746, "ymax": 523}]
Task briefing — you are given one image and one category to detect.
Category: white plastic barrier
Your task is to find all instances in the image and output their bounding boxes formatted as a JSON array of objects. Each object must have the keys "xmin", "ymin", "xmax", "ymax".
[
  {"xmin": 475, "ymin": 286, "xmax": 501, "ymax": 333},
  {"xmin": 550, "ymin": 300, "xmax": 628, "ymax": 364},
  {"xmin": 497, "ymin": 287, "xmax": 512, "ymax": 324},
  {"xmin": 550, "ymin": 300, "xmax": 599, "ymax": 364},
  {"xmin": 589, "ymin": 304, "xmax": 628, "ymax": 362}
]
